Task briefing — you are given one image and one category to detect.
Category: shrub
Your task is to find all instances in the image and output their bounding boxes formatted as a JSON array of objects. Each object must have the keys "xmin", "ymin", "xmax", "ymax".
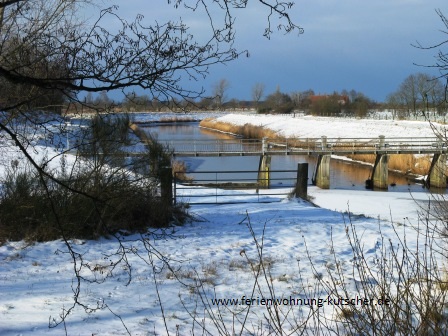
[
  {"xmin": 0, "ymin": 159, "xmax": 180, "ymax": 242},
  {"xmin": 0, "ymin": 165, "xmax": 54, "ymax": 241},
  {"xmin": 0, "ymin": 115, "xmax": 186, "ymax": 243}
]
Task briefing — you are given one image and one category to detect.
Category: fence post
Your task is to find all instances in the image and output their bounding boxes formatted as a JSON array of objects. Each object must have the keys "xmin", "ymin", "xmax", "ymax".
[
  {"xmin": 295, "ymin": 163, "xmax": 308, "ymax": 199},
  {"xmin": 160, "ymin": 166, "xmax": 173, "ymax": 207},
  {"xmin": 379, "ymin": 135, "xmax": 385, "ymax": 149},
  {"xmin": 257, "ymin": 155, "xmax": 271, "ymax": 188},
  {"xmin": 321, "ymin": 135, "xmax": 327, "ymax": 149},
  {"xmin": 173, "ymin": 171, "xmax": 177, "ymax": 205},
  {"xmin": 261, "ymin": 137, "xmax": 268, "ymax": 155}
]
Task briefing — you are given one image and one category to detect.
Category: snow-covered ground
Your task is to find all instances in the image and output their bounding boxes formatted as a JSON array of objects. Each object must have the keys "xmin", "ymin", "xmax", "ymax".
[
  {"xmin": 0, "ymin": 183, "xmax": 436, "ymax": 335},
  {"xmin": 0, "ymin": 113, "xmax": 445, "ymax": 335},
  {"xmin": 212, "ymin": 113, "xmax": 447, "ymax": 138}
]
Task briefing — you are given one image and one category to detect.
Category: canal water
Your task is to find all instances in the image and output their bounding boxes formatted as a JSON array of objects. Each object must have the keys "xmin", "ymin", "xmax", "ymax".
[{"xmin": 144, "ymin": 122, "xmax": 432, "ymax": 192}]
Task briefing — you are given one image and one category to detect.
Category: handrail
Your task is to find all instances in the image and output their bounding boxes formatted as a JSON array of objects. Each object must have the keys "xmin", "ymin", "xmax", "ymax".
[{"xmin": 162, "ymin": 137, "xmax": 448, "ymax": 156}]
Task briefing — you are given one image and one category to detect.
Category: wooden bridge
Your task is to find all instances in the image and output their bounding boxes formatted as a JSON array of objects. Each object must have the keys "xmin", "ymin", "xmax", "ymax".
[{"xmin": 163, "ymin": 136, "xmax": 448, "ymax": 190}]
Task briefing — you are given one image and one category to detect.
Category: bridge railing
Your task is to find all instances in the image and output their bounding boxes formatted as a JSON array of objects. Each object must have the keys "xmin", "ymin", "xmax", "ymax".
[
  {"xmin": 163, "ymin": 139, "xmax": 262, "ymax": 155},
  {"xmin": 308, "ymin": 137, "xmax": 446, "ymax": 153},
  {"xmin": 164, "ymin": 136, "xmax": 447, "ymax": 156}
]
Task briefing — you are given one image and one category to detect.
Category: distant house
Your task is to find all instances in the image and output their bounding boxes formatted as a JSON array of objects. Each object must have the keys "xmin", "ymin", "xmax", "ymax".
[
  {"xmin": 308, "ymin": 94, "xmax": 350, "ymax": 116},
  {"xmin": 310, "ymin": 95, "xmax": 350, "ymax": 105}
]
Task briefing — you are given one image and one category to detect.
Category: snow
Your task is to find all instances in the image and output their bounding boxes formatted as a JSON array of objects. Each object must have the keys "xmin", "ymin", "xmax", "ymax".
[
  {"xmin": 0, "ymin": 113, "xmax": 445, "ymax": 335},
  {"xmin": 213, "ymin": 113, "xmax": 447, "ymax": 139},
  {"xmin": 0, "ymin": 185, "xmax": 432, "ymax": 335}
]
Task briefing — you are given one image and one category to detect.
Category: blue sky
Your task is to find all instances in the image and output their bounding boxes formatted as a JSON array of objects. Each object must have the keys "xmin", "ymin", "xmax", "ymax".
[{"xmin": 109, "ymin": 1, "xmax": 447, "ymax": 103}]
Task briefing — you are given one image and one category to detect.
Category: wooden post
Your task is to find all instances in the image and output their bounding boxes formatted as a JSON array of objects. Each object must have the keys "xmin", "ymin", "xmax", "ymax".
[
  {"xmin": 160, "ymin": 166, "xmax": 173, "ymax": 206},
  {"xmin": 262, "ymin": 137, "xmax": 268, "ymax": 154},
  {"xmin": 312, "ymin": 154, "xmax": 331, "ymax": 189},
  {"xmin": 321, "ymin": 135, "xmax": 327, "ymax": 149},
  {"xmin": 295, "ymin": 163, "xmax": 308, "ymax": 198},
  {"xmin": 378, "ymin": 135, "xmax": 385, "ymax": 149},
  {"xmin": 428, "ymin": 153, "xmax": 447, "ymax": 188},
  {"xmin": 371, "ymin": 136, "xmax": 388, "ymax": 190},
  {"xmin": 257, "ymin": 155, "xmax": 271, "ymax": 188},
  {"xmin": 371, "ymin": 154, "xmax": 388, "ymax": 190}
]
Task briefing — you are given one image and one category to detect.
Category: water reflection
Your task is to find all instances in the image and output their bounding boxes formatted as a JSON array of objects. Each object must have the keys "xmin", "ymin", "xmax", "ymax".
[{"xmin": 148, "ymin": 123, "xmax": 237, "ymax": 141}]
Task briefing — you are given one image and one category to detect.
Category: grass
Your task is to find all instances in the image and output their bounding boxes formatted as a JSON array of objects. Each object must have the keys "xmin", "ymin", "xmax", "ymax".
[
  {"xmin": 228, "ymin": 259, "xmax": 246, "ymax": 271},
  {"xmin": 172, "ymin": 160, "xmax": 193, "ymax": 182},
  {"xmin": 166, "ymin": 262, "xmax": 220, "ymax": 286},
  {"xmin": 159, "ymin": 116, "xmax": 197, "ymax": 123},
  {"xmin": 199, "ymin": 118, "xmax": 279, "ymax": 140},
  {"xmin": 201, "ymin": 262, "xmax": 219, "ymax": 285},
  {"xmin": 132, "ymin": 116, "xmax": 198, "ymax": 124}
]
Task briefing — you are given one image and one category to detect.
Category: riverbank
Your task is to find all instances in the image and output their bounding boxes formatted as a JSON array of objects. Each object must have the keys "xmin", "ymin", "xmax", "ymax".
[
  {"xmin": 199, "ymin": 115, "xmax": 443, "ymax": 176},
  {"xmin": 133, "ymin": 116, "xmax": 199, "ymax": 124}
]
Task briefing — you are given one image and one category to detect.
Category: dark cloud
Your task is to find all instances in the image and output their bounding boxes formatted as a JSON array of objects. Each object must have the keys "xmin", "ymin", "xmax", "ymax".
[{"xmin": 111, "ymin": 1, "xmax": 447, "ymax": 102}]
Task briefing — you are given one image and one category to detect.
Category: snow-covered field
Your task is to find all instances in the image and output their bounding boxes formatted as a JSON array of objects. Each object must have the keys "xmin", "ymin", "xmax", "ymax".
[
  {"xmin": 212, "ymin": 113, "xmax": 447, "ymax": 138},
  {"xmin": 0, "ymin": 113, "xmax": 445, "ymax": 335},
  {"xmin": 0, "ymin": 185, "xmax": 434, "ymax": 335}
]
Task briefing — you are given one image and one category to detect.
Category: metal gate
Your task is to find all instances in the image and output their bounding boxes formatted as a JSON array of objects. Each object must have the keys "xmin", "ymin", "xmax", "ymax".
[{"xmin": 173, "ymin": 169, "xmax": 301, "ymax": 205}]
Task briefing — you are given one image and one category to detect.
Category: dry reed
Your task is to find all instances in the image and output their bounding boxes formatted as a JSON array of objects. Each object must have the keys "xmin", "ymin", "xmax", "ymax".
[
  {"xmin": 199, "ymin": 118, "xmax": 279, "ymax": 139},
  {"xmin": 347, "ymin": 154, "xmax": 432, "ymax": 175},
  {"xmin": 159, "ymin": 116, "xmax": 197, "ymax": 123},
  {"xmin": 172, "ymin": 160, "xmax": 192, "ymax": 181}
]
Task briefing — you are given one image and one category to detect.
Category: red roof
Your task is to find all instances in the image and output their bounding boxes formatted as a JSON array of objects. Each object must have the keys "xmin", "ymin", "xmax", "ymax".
[{"xmin": 310, "ymin": 95, "xmax": 350, "ymax": 105}]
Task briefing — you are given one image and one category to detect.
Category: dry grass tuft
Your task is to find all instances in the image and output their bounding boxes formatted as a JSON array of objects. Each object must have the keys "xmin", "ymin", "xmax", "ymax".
[
  {"xmin": 338, "ymin": 307, "xmax": 355, "ymax": 320},
  {"xmin": 172, "ymin": 160, "xmax": 193, "ymax": 181},
  {"xmin": 249, "ymin": 255, "xmax": 276, "ymax": 273},
  {"xmin": 228, "ymin": 258, "xmax": 246, "ymax": 271},
  {"xmin": 202, "ymin": 262, "xmax": 219, "ymax": 277}
]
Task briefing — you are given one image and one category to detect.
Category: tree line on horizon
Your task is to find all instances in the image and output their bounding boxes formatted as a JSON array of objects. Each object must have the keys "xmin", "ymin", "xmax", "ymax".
[{"xmin": 76, "ymin": 72, "xmax": 448, "ymax": 119}]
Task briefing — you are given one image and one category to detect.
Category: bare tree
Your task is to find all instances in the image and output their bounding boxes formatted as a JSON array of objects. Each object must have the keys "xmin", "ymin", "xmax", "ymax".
[
  {"xmin": 388, "ymin": 73, "xmax": 445, "ymax": 118},
  {"xmin": 252, "ymin": 82, "xmax": 265, "ymax": 107},
  {"xmin": 0, "ymin": 0, "xmax": 303, "ymax": 113},
  {"xmin": 289, "ymin": 90, "xmax": 301, "ymax": 109},
  {"xmin": 413, "ymin": 9, "xmax": 448, "ymax": 101},
  {"xmin": 212, "ymin": 78, "xmax": 230, "ymax": 109},
  {"xmin": 411, "ymin": 10, "xmax": 448, "ymax": 117},
  {"xmin": 386, "ymin": 91, "xmax": 405, "ymax": 119}
]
